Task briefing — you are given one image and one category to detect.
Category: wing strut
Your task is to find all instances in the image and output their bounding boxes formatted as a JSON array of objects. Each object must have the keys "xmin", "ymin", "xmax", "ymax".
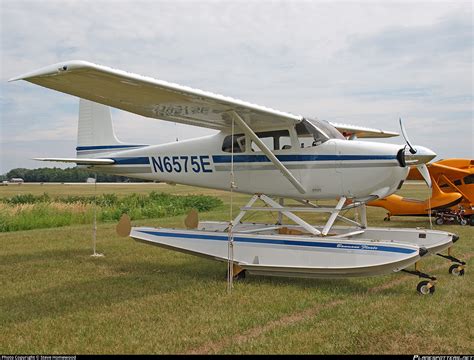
[{"xmin": 229, "ymin": 111, "xmax": 306, "ymax": 194}]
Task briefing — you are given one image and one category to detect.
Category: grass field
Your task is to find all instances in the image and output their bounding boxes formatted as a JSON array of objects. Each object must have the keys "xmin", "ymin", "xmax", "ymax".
[
  {"xmin": 0, "ymin": 189, "xmax": 222, "ymax": 232},
  {"xmin": 1, "ymin": 183, "xmax": 473, "ymax": 354}
]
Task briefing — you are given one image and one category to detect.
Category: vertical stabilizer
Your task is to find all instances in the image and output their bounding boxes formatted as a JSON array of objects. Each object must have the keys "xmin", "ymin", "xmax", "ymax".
[
  {"xmin": 77, "ymin": 98, "xmax": 122, "ymax": 147},
  {"xmin": 76, "ymin": 99, "xmax": 148, "ymax": 157}
]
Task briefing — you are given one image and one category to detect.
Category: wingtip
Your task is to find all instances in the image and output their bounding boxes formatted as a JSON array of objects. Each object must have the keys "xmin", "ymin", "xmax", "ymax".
[
  {"xmin": 8, "ymin": 60, "xmax": 95, "ymax": 83},
  {"xmin": 8, "ymin": 76, "xmax": 21, "ymax": 82}
]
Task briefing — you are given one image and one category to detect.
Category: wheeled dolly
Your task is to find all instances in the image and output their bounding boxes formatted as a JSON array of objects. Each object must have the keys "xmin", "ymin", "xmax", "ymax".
[
  {"xmin": 401, "ymin": 262, "xmax": 437, "ymax": 295},
  {"xmin": 436, "ymin": 247, "xmax": 466, "ymax": 276}
]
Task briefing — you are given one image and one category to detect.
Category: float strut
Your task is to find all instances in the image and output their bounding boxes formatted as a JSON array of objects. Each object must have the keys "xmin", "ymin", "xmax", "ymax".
[{"xmin": 436, "ymin": 253, "xmax": 466, "ymax": 265}]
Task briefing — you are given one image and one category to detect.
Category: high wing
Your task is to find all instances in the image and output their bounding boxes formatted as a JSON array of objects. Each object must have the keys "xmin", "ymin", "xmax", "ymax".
[
  {"xmin": 330, "ymin": 122, "xmax": 399, "ymax": 139},
  {"xmin": 408, "ymin": 161, "xmax": 471, "ymax": 180},
  {"xmin": 10, "ymin": 60, "xmax": 303, "ymax": 132}
]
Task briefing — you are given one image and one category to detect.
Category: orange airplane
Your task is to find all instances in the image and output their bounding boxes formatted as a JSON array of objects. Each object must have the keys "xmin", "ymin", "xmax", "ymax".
[{"xmin": 369, "ymin": 158, "xmax": 474, "ymax": 226}]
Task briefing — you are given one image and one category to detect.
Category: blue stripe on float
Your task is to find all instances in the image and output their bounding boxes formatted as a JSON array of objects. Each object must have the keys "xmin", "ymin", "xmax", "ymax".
[
  {"xmin": 212, "ymin": 154, "xmax": 397, "ymax": 163},
  {"xmin": 76, "ymin": 145, "xmax": 147, "ymax": 151},
  {"xmin": 137, "ymin": 230, "xmax": 416, "ymax": 254}
]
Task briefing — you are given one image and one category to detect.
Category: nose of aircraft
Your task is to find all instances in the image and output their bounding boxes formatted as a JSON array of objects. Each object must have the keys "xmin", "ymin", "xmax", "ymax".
[{"xmin": 404, "ymin": 145, "xmax": 436, "ymax": 165}]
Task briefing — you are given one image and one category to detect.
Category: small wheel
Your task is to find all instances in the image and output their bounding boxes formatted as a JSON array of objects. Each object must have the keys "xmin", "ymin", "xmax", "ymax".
[
  {"xmin": 459, "ymin": 218, "xmax": 468, "ymax": 226},
  {"xmin": 435, "ymin": 217, "xmax": 444, "ymax": 225},
  {"xmin": 449, "ymin": 264, "xmax": 465, "ymax": 276},
  {"xmin": 417, "ymin": 280, "xmax": 435, "ymax": 295},
  {"xmin": 469, "ymin": 216, "xmax": 474, "ymax": 226}
]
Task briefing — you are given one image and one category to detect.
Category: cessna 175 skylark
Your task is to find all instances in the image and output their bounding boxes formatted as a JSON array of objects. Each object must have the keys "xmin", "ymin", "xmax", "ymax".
[{"xmin": 10, "ymin": 60, "xmax": 466, "ymax": 294}]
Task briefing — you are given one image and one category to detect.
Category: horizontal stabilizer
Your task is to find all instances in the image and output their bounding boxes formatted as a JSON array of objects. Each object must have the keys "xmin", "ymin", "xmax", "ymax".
[{"xmin": 34, "ymin": 157, "xmax": 115, "ymax": 165}]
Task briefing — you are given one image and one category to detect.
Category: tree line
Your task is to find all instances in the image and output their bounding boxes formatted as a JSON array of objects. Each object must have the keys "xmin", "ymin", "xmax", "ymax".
[{"xmin": 1, "ymin": 167, "xmax": 151, "ymax": 183}]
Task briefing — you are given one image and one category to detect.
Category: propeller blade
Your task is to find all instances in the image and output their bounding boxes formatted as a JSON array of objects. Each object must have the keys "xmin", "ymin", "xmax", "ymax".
[
  {"xmin": 399, "ymin": 117, "xmax": 417, "ymax": 154},
  {"xmin": 417, "ymin": 164, "xmax": 432, "ymax": 188}
]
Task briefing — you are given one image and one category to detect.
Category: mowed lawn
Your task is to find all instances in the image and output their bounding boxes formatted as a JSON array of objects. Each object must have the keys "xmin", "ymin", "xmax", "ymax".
[{"xmin": 1, "ymin": 183, "xmax": 473, "ymax": 354}]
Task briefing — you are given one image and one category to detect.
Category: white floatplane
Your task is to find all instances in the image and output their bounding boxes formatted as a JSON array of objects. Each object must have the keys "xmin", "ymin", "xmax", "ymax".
[{"xmin": 10, "ymin": 60, "xmax": 465, "ymax": 294}]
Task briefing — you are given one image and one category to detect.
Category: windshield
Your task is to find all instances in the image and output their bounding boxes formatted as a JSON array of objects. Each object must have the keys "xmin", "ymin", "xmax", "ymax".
[
  {"xmin": 306, "ymin": 118, "xmax": 345, "ymax": 140},
  {"xmin": 295, "ymin": 118, "xmax": 344, "ymax": 148}
]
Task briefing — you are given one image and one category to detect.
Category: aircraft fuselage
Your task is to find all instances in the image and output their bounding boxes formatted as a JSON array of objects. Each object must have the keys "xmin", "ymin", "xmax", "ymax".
[{"xmin": 85, "ymin": 133, "xmax": 409, "ymax": 201}]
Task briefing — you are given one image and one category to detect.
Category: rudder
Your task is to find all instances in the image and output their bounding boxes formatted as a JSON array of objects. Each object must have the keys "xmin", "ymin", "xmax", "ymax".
[{"xmin": 77, "ymin": 98, "xmax": 122, "ymax": 148}]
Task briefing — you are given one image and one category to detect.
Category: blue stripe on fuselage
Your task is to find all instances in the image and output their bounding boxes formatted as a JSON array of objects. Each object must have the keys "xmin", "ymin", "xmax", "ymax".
[
  {"xmin": 212, "ymin": 154, "xmax": 396, "ymax": 163},
  {"xmin": 105, "ymin": 154, "xmax": 396, "ymax": 166},
  {"xmin": 112, "ymin": 157, "xmax": 150, "ymax": 165},
  {"xmin": 137, "ymin": 230, "xmax": 416, "ymax": 254}
]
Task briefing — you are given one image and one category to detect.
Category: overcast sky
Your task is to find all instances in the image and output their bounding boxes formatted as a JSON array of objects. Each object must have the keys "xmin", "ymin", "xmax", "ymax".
[{"xmin": 1, "ymin": 0, "xmax": 472, "ymax": 174}]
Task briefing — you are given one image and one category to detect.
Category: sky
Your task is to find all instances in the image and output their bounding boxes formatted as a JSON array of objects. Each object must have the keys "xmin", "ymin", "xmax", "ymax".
[{"xmin": 0, "ymin": 0, "xmax": 472, "ymax": 174}]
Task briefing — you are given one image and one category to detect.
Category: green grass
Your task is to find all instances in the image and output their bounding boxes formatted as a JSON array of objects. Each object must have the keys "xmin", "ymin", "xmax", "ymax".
[
  {"xmin": 0, "ymin": 183, "xmax": 473, "ymax": 354},
  {"xmin": 0, "ymin": 191, "xmax": 222, "ymax": 232}
]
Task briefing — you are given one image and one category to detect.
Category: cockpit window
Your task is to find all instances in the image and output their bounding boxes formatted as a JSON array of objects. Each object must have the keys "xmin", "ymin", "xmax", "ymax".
[
  {"xmin": 250, "ymin": 130, "xmax": 292, "ymax": 151},
  {"xmin": 222, "ymin": 134, "xmax": 246, "ymax": 153},
  {"xmin": 307, "ymin": 118, "xmax": 345, "ymax": 140},
  {"xmin": 295, "ymin": 119, "xmax": 332, "ymax": 148},
  {"xmin": 464, "ymin": 174, "xmax": 474, "ymax": 184}
]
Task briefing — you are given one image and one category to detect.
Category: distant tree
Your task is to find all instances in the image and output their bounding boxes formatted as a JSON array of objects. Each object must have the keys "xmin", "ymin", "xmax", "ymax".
[
  {"xmin": 1, "ymin": 167, "xmax": 152, "ymax": 183},
  {"xmin": 6, "ymin": 168, "xmax": 30, "ymax": 180}
]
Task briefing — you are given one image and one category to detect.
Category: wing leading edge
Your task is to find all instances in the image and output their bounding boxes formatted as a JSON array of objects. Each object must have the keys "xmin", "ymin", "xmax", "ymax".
[
  {"xmin": 11, "ymin": 60, "xmax": 399, "ymax": 138},
  {"xmin": 10, "ymin": 60, "xmax": 302, "ymax": 132}
]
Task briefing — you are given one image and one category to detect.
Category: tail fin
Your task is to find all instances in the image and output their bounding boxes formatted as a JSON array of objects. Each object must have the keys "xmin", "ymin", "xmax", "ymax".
[
  {"xmin": 77, "ymin": 98, "xmax": 121, "ymax": 148},
  {"xmin": 76, "ymin": 99, "xmax": 145, "ymax": 157}
]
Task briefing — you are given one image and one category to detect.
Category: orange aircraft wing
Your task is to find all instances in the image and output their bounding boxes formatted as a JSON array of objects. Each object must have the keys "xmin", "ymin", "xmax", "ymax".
[{"xmin": 408, "ymin": 161, "xmax": 471, "ymax": 180}]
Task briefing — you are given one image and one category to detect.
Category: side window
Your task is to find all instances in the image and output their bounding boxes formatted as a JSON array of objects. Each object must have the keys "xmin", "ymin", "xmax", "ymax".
[
  {"xmin": 463, "ymin": 174, "xmax": 474, "ymax": 184},
  {"xmin": 279, "ymin": 133, "xmax": 292, "ymax": 150},
  {"xmin": 251, "ymin": 136, "xmax": 274, "ymax": 152},
  {"xmin": 250, "ymin": 130, "xmax": 291, "ymax": 152},
  {"xmin": 222, "ymin": 134, "xmax": 246, "ymax": 153}
]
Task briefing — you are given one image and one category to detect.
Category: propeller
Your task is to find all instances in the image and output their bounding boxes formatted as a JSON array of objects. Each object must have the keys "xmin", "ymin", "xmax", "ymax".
[
  {"xmin": 417, "ymin": 162, "xmax": 432, "ymax": 188},
  {"xmin": 399, "ymin": 118, "xmax": 416, "ymax": 154},
  {"xmin": 399, "ymin": 118, "xmax": 434, "ymax": 188}
]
